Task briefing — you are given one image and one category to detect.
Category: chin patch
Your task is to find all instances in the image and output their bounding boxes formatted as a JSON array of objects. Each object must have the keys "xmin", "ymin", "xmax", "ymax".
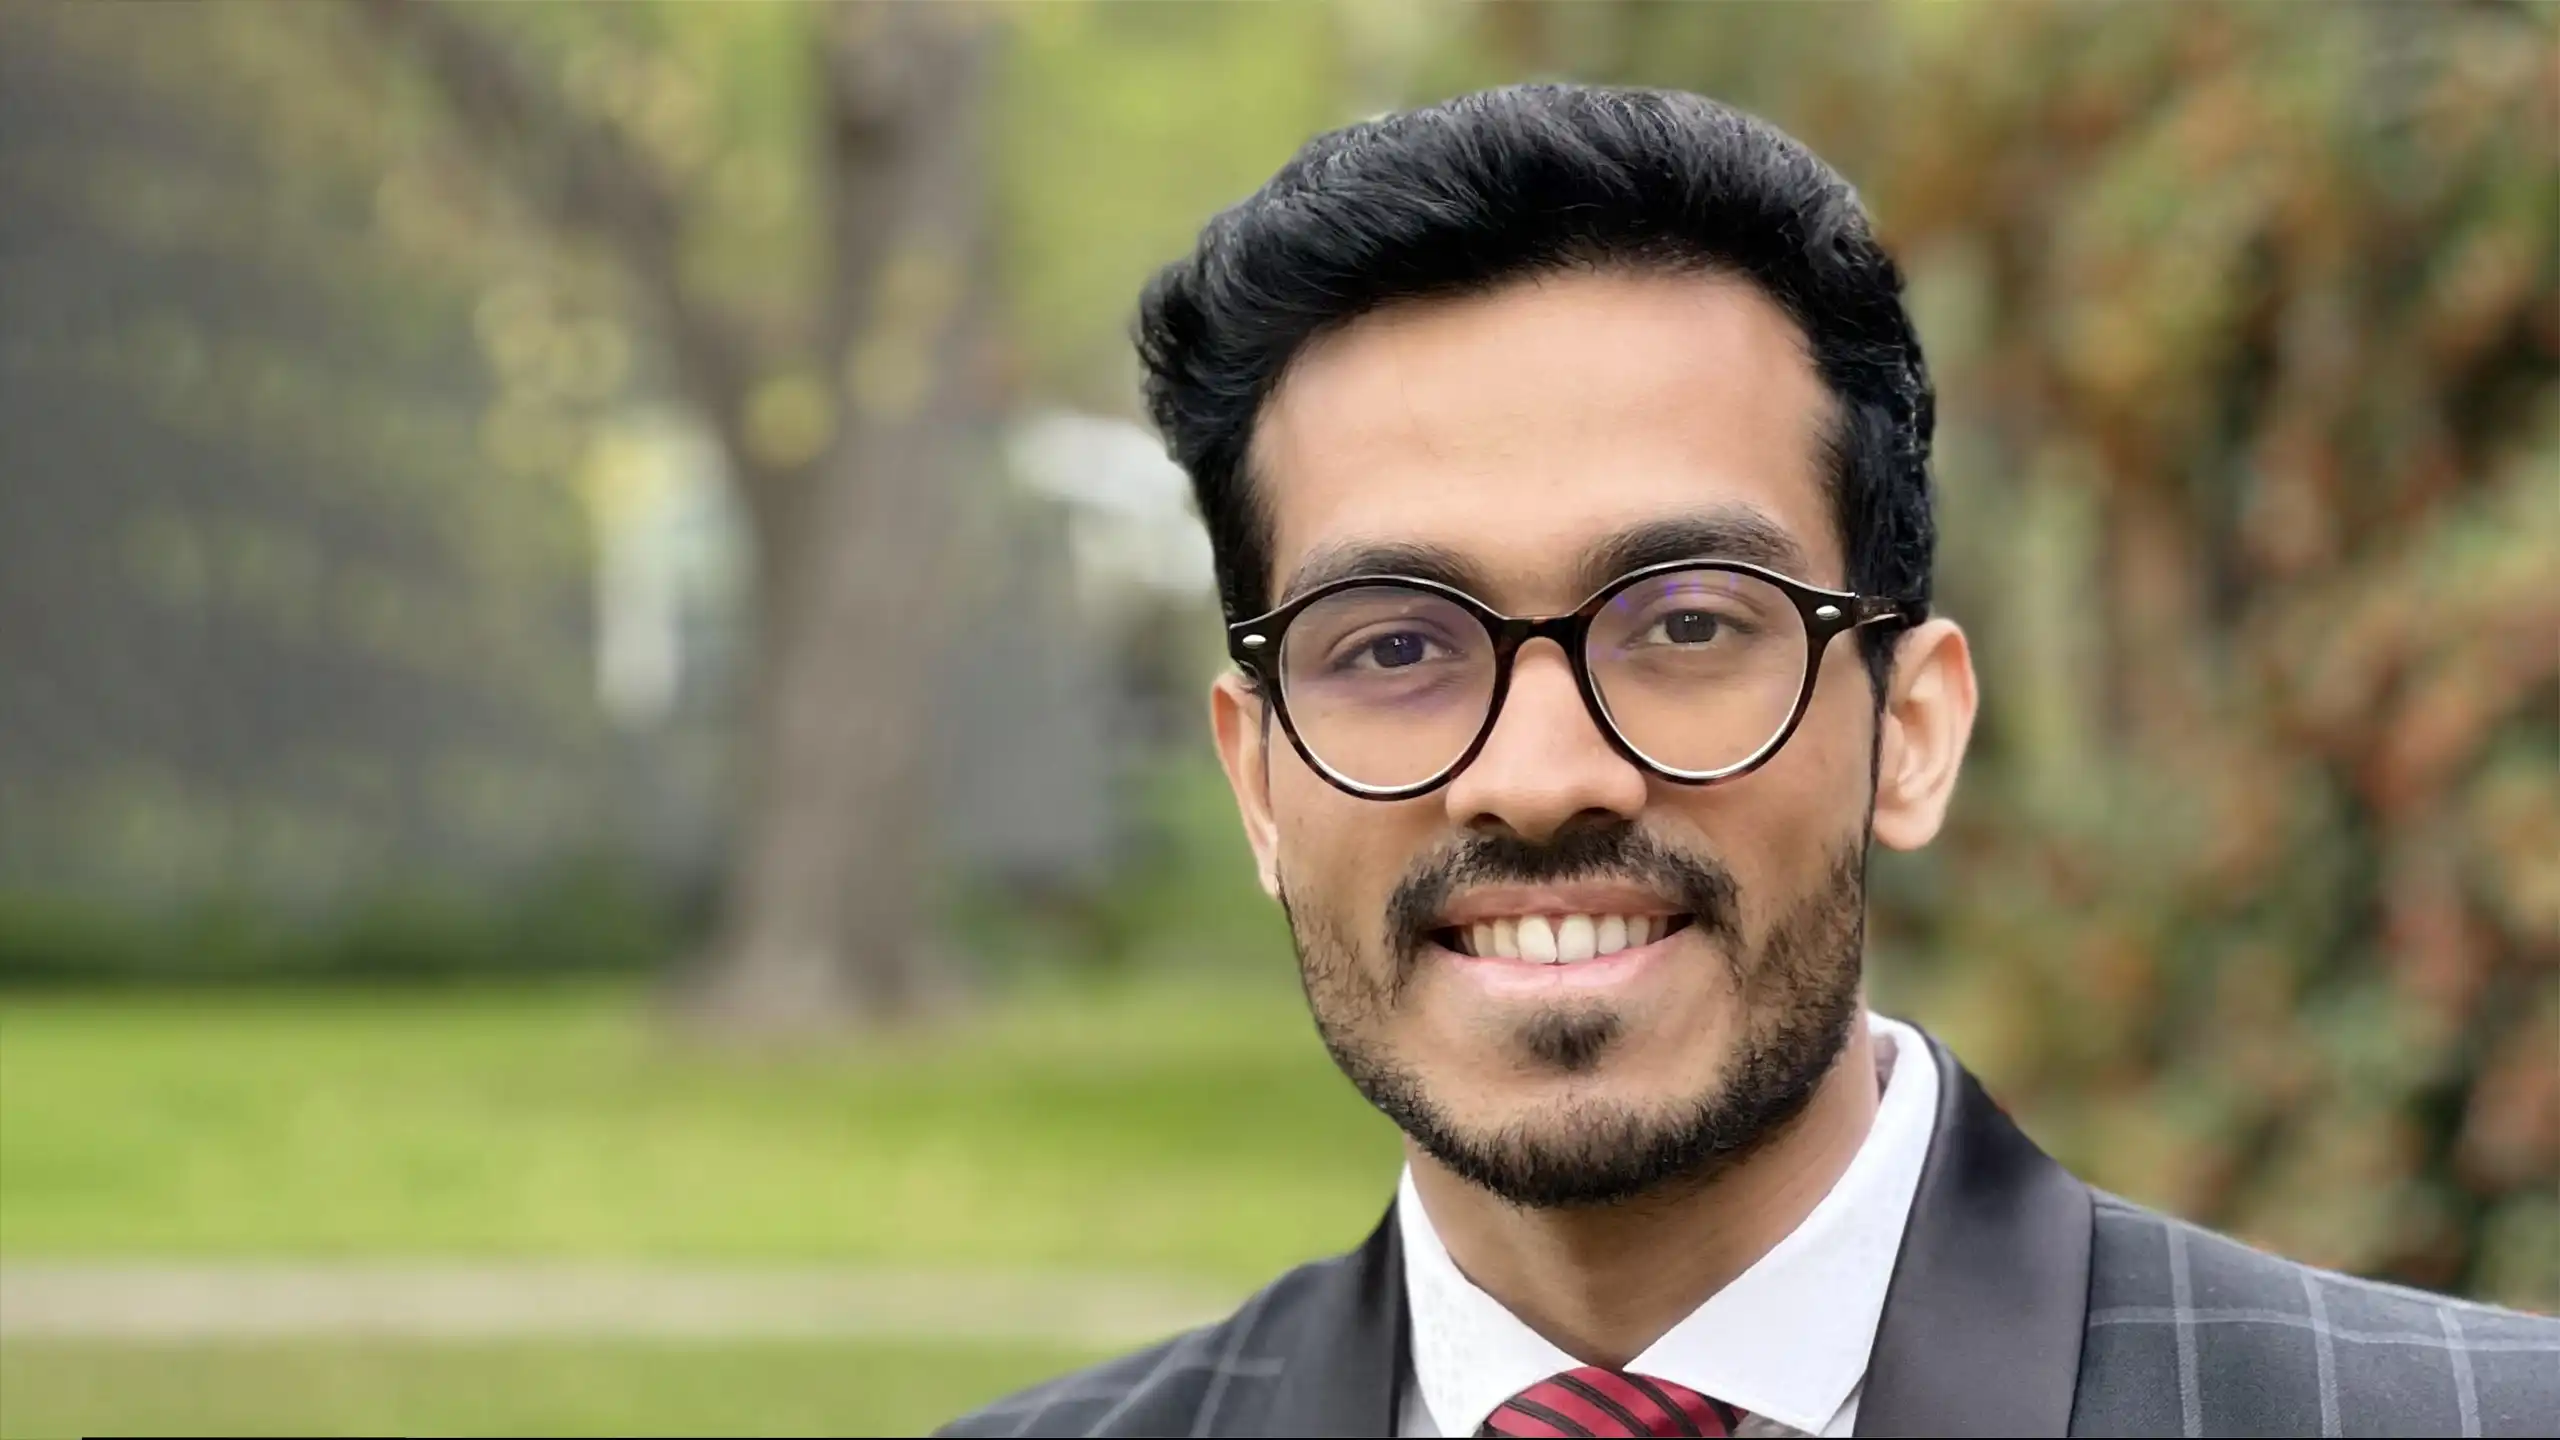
[{"xmin": 1516, "ymin": 1007, "xmax": 1624, "ymax": 1073}]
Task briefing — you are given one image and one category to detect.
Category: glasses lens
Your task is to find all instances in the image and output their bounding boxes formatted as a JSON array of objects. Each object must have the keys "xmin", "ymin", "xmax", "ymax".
[
  {"xmin": 1277, "ymin": 584, "xmax": 1494, "ymax": 791},
  {"xmin": 1586, "ymin": 567, "xmax": 1809, "ymax": 776}
]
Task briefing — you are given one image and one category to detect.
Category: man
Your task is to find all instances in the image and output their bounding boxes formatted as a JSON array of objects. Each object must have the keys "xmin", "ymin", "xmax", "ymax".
[{"xmin": 945, "ymin": 85, "xmax": 2558, "ymax": 1439}]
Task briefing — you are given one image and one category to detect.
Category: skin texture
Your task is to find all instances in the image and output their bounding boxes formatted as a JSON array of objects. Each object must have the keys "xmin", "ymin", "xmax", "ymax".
[{"xmin": 1208, "ymin": 268, "xmax": 1980, "ymax": 1365}]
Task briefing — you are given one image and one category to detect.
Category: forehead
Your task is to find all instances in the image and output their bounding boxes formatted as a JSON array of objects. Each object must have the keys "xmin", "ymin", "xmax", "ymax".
[{"xmin": 1251, "ymin": 268, "xmax": 1842, "ymax": 609}]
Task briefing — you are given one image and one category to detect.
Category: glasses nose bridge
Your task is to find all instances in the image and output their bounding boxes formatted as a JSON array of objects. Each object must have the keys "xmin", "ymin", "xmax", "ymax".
[
  {"xmin": 1485, "ymin": 610, "xmax": 1602, "ymax": 732},
  {"xmin": 1491, "ymin": 610, "xmax": 1586, "ymax": 661}
]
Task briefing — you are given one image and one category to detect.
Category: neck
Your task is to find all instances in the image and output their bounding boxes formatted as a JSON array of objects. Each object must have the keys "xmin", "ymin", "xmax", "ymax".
[{"xmin": 1406, "ymin": 1017, "xmax": 1884, "ymax": 1368}]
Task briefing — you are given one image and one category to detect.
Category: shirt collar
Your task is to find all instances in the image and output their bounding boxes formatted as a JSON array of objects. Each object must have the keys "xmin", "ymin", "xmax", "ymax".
[{"xmin": 1399, "ymin": 1011, "xmax": 1942, "ymax": 1437}]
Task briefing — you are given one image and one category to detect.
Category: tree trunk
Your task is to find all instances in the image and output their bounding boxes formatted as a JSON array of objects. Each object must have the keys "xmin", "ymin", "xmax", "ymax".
[
  {"xmin": 355, "ymin": 3, "xmax": 995, "ymax": 1033},
  {"xmin": 682, "ymin": 10, "xmax": 993, "ymax": 1033}
]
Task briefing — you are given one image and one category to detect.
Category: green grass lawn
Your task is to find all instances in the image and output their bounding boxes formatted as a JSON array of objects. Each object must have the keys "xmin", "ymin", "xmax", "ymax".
[
  {"xmin": 0, "ymin": 976, "xmax": 1393, "ymax": 1434},
  {"xmin": 0, "ymin": 1338, "xmax": 1108, "ymax": 1438},
  {"xmin": 0, "ymin": 976, "xmax": 1403, "ymax": 1280}
]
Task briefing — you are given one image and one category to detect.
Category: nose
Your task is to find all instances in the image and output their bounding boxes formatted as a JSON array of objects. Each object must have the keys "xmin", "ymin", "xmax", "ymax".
[{"xmin": 1442, "ymin": 637, "xmax": 1649, "ymax": 843}]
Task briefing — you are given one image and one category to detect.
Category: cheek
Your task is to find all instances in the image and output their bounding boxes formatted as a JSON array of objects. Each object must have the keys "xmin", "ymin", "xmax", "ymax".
[
  {"xmin": 1775, "ymin": 637, "xmax": 1877, "ymax": 791},
  {"xmin": 1269, "ymin": 765, "xmax": 1423, "ymax": 919},
  {"xmin": 1679, "ymin": 645, "xmax": 1873, "ymax": 907},
  {"xmin": 1269, "ymin": 756, "xmax": 1342, "ymax": 871}
]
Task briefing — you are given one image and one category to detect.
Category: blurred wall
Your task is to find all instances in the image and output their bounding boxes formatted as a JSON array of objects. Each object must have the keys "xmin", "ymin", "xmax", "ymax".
[
  {"xmin": 0, "ymin": 4, "xmax": 1131, "ymax": 980},
  {"xmin": 0, "ymin": 11, "xmax": 637, "ymax": 918}
]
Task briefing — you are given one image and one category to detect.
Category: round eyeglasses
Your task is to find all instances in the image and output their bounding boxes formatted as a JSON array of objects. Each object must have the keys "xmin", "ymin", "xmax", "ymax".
[{"xmin": 1227, "ymin": 560, "xmax": 1910, "ymax": 800}]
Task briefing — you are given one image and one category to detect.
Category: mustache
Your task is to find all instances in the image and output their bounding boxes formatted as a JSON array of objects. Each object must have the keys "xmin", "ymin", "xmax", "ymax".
[{"xmin": 1384, "ymin": 817, "xmax": 1742, "ymax": 971}]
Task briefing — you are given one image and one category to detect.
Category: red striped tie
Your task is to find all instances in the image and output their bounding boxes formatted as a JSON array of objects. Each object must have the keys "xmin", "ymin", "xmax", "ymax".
[{"xmin": 1477, "ymin": 1366, "xmax": 1746, "ymax": 1438}]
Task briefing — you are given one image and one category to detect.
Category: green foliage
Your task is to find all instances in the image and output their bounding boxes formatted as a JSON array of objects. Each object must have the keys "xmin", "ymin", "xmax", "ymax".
[
  {"xmin": 0, "ymin": 981, "xmax": 1402, "ymax": 1279},
  {"xmin": 998, "ymin": 0, "xmax": 1351, "ymax": 408},
  {"xmin": 0, "ymin": 1340, "xmax": 1103, "ymax": 1439}
]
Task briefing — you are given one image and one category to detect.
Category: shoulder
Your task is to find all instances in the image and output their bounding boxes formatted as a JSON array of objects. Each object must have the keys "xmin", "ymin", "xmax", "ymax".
[
  {"xmin": 2073, "ymin": 1190, "xmax": 2560, "ymax": 1438},
  {"xmin": 935, "ymin": 1254, "xmax": 1338, "ymax": 1439}
]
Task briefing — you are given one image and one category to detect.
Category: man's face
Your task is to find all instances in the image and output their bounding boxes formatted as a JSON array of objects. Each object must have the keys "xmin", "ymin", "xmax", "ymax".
[{"xmin": 1214, "ymin": 268, "xmax": 1905, "ymax": 1208}]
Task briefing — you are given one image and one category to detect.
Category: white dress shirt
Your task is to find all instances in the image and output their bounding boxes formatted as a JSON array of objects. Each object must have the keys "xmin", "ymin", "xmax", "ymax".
[{"xmin": 1396, "ymin": 1012, "xmax": 1941, "ymax": 1438}]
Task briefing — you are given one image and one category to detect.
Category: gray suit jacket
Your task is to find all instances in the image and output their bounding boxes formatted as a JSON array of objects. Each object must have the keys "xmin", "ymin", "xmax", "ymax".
[{"xmin": 944, "ymin": 1031, "xmax": 2559, "ymax": 1437}]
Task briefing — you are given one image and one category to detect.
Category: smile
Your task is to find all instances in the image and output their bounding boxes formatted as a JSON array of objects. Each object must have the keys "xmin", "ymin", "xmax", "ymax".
[{"xmin": 1431, "ymin": 912, "xmax": 1698, "ymax": 964}]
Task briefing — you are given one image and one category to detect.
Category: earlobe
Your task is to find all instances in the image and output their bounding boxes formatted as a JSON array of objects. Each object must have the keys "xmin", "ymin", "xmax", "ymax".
[
  {"xmin": 1208, "ymin": 672, "xmax": 1285, "ymax": 900},
  {"xmin": 1870, "ymin": 619, "xmax": 1978, "ymax": 852}
]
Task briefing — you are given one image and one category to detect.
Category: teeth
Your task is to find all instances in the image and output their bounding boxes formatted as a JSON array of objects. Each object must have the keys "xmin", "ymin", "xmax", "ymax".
[
  {"xmin": 1596, "ymin": 915, "xmax": 1627, "ymax": 955},
  {"xmin": 1453, "ymin": 914, "xmax": 1676, "ymax": 963},
  {"xmin": 1556, "ymin": 914, "xmax": 1596, "ymax": 962},
  {"xmin": 1517, "ymin": 915, "xmax": 1558, "ymax": 963}
]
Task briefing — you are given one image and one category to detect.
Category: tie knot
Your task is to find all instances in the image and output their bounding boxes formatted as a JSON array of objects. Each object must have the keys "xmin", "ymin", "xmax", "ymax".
[{"xmin": 1477, "ymin": 1366, "xmax": 1745, "ymax": 1438}]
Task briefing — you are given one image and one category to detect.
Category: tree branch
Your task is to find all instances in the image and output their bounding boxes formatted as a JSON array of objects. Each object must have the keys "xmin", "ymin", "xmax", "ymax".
[
  {"xmin": 813, "ymin": 5, "xmax": 986, "ymax": 348},
  {"xmin": 354, "ymin": 0, "xmax": 754, "ymax": 449}
]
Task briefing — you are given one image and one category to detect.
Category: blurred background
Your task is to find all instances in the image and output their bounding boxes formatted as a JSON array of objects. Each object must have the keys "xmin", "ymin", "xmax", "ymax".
[{"xmin": 0, "ymin": 0, "xmax": 2551, "ymax": 1433}]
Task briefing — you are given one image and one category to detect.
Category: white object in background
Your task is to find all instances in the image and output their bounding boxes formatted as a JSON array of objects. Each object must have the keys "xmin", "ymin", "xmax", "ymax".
[
  {"xmin": 578, "ymin": 409, "xmax": 738, "ymax": 729},
  {"xmin": 1007, "ymin": 409, "xmax": 1216, "ymax": 604}
]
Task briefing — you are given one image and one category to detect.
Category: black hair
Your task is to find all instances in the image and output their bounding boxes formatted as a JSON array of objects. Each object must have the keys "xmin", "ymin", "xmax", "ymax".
[{"xmin": 1136, "ymin": 83, "xmax": 1935, "ymax": 695}]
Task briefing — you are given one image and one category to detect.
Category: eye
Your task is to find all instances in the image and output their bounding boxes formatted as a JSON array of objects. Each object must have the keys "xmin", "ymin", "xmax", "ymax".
[
  {"xmin": 1651, "ymin": 610, "xmax": 1724, "ymax": 645},
  {"xmin": 1342, "ymin": 630, "xmax": 1444, "ymax": 670}
]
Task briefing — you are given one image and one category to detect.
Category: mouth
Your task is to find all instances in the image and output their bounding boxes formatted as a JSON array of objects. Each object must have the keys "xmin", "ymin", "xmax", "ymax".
[{"xmin": 1429, "ymin": 912, "xmax": 1697, "ymax": 965}]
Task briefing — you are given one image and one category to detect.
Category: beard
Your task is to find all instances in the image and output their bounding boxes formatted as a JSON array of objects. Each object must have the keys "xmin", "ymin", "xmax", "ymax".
[{"xmin": 1283, "ymin": 817, "xmax": 1868, "ymax": 1210}]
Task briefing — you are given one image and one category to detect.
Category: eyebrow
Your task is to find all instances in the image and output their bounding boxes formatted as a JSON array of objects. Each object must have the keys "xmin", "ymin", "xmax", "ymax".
[
  {"xmin": 1278, "ymin": 539, "xmax": 1490, "ymax": 606},
  {"xmin": 1274, "ymin": 508, "xmax": 1815, "ymax": 613},
  {"xmin": 1572, "ymin": 511, "xmax": 1811, "ymax": 594}
]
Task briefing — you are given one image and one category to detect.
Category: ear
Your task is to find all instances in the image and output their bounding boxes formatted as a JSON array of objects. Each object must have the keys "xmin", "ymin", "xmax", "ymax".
[
  {"xmin": 1871, "ymin": 618, "xmax": 1978, "ymax": 852},
  {"xmin": 1210, "ymin": 670, "xmax": 1284, "ymax": 899}
]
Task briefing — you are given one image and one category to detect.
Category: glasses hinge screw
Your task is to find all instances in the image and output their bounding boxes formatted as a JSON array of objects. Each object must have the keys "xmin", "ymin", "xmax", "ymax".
[
  {"xmin": 1815, "ymin": 605, "xmax": 1842, "ymax": 622},
  {"xmin": 1241, "ymin": 634, "xmax": 1267, "ymax": 649}
]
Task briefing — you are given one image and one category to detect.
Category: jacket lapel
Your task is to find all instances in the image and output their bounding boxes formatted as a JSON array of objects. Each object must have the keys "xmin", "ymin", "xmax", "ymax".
[
  {"xmin": 1856, "ymin": 1030, "xmax": 2093, "ymax": 1437},
  {"xmin": 1259, "ymin": 1203, "xmax": 1408, "ymax": 1437}
]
